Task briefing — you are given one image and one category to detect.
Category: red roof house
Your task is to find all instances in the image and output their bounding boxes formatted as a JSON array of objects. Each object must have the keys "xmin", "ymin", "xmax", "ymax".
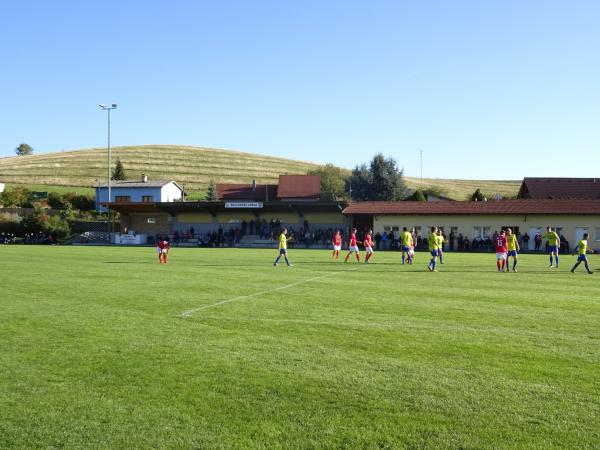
[
  {"xmin": 343, "ymin": 199, "xmax": 600, "ymax": 215},
  {"xmin": 518, "ymin": 178, "xmax": 600, "ymax": 199}
]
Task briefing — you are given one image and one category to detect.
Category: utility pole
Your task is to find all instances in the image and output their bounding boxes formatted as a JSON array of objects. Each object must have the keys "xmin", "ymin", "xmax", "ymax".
[{"xmin": 419, "ymin": 148, "xmax": 423, "ymax": 183}]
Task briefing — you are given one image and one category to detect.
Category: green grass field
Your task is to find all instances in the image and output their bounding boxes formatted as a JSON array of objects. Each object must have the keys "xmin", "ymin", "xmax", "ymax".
[{"xmin": 1, "ymin": 247, "xmax": 598, "ymax": 449}]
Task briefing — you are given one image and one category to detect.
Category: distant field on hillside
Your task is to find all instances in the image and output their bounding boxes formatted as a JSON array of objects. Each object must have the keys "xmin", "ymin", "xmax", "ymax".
[
  {"xmin": 0, "ymin": 145, "xmax": 521, "ymax": 200},
  {"xmin": 7, "ymin": 184, "xmax": 95, "ymax": 196},
  {"xmin": 0, "ymin": 145, "xmax": 323, "ymax": 191},
  {"xmin": 405, "ymin": 177, "xmax": 521, "ymax": 201}
]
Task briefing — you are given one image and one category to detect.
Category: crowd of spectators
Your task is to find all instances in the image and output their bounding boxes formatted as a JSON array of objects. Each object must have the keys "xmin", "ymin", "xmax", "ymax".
[
  {"xmin": 23, "ymin": 231, "xmax": 58, "ymax": 244},
  {"xmin": 0, "ymin": 231, "xmax": 59, "ymax": 244},
  {"xmin": 156, "ymin": 224, "xmax": 573, "ymax": 253},
  {"xmin": 0, "ymin": 232, "xmax": 16, "ymax": 244}
]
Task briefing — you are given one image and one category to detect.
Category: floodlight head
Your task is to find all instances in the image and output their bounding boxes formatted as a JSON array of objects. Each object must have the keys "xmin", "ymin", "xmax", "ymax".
[
  {"xmin": 99, "ymin": 103, "xmax": 106, "ymax": 108},
  {"xmin": 111, "ymin": 103, "xmax": 118, "ymax": 108}
]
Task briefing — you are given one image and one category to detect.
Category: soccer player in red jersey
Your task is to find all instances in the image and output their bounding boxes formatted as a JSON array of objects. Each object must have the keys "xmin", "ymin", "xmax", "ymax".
[
  {"xmin": 495, "ymin": 230, "xmax": 508, "ymax": 272},
  {"xmin": 344, "ymin": 228, "xmax": 361, "ymax": 263},
  {"xmin": 157, "ymin": 236, "xmax": 170, "ymax": 264},
  {"xmin": 332, "ymin": 230, "xmax": 342, "ymax": 259},
  {"xmin": 363, "ymin": 229, "xmax": 374, "ymax": 263}
]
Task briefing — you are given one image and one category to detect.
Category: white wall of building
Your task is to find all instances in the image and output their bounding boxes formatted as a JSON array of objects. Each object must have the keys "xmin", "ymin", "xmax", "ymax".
[
  {"xmin": 372, "ymin": 214, "xmax": 600, "ymax": 248},
  {"xmin": 161, "ymin": 183, "xmax": 183, "ymax": 202}
]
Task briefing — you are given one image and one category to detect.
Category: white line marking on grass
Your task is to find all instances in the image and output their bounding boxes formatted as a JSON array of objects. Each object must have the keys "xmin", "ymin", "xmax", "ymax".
[{"xmin": 178, "ymin": 271, "xmax": 341, "ymax": 318}]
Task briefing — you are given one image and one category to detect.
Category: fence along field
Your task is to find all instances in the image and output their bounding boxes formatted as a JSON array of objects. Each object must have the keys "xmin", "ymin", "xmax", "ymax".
[{"xmin": 0, "ymin": 144, "xmax": 521, "ymax": 200}]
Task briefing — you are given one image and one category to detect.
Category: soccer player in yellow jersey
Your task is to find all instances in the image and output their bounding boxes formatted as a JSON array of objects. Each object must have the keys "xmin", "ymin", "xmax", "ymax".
[
  {"xmin": 427, "ymin": 226, "xmax": 440, "ymax": 272},
  {"xmin": 273, "ymin": 228, "xmax": 293, "ymax": 267},
  {"xmin": 506, "ymin": 228, "xmax": 520, "ymax": 272},
  {"xmin": 436, "ymin": 229, "xmax": 445, "ymax": 264},
  {"xmin": 571, "ymin": 233, "xmax": 594, "ymax": 274},
  {"xmin": 543, "ymin": 226, "xmax": 561, "ymax": 268},
  {"xmin": 401, "ymin": 227, "xmax": 413, "ymax": 264}
]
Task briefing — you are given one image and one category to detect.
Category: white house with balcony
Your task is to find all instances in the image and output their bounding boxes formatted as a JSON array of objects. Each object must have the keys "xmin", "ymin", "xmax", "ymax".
[{"xmin": 95, "ymin": 175, "xmax": 183, "ymax": 211}]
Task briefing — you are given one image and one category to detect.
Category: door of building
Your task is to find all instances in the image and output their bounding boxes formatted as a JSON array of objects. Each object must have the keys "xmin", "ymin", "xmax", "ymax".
[
  {"xmin": 574, "ymin": 227, "xmax": 589, "ymax": 246},
  {"xmin": 352, "ymin": 215, "xmax": 374, "ymax": 234},
  {"xmin": 528, "ymin": 227, "xmax": 540, "ymax": 251}
]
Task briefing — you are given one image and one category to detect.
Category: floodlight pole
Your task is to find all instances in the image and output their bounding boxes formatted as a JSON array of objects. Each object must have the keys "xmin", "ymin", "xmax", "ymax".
[{"xmin": 99, "ymin": 103, "xmax": 117, "ymax": 238}]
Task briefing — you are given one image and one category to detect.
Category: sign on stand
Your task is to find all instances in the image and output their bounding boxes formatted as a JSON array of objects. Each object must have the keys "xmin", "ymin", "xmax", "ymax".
[{"xmin": 224, "ymin": 202, "xmax": 263, "ymax": 208}]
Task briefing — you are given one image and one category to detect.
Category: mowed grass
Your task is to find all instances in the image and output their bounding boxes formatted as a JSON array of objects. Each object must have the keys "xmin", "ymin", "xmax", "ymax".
[
  {"xmin": 0, "ymin": 144, "xmax": 521, "ymax": 200},
  {"xmin": 1, "ymin": 246, "xmax": 599, "ymax": 449},
  {"xmin": 0, "ymin": 145, "xmax": 322, "ymax": 192},
  {"xmin": 405, "ymin": 176, "xmax": 521, "ymax": 201}
]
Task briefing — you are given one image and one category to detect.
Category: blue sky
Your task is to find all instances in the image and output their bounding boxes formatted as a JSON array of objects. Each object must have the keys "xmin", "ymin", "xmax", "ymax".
[{"xmin": 1, "ymin": 0, "xmax": 598, "ymax": 179}]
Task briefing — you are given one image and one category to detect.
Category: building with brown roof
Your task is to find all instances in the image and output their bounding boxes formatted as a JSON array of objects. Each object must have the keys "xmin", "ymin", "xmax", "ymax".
[
  {"xmin": 343, "ymin": 199, "xmax": 600, "ymax": 251},
  {"xmin": 216, "ymin": 175, "xmax": 321, "ymax": 202},
  {"xmin": 110, "ymin": 175, "xmax": 347, "ymax": 240},
  {"xmin": 518, "ymin": 177, "xmax": 600, "ymax": 199},
  {"xmin": 216, "ymin": 182, "xmax": 278, "ymax": 202},
  {"xmin": 276, "ymin": 175, "xmax": 321, "ymax": 200}
]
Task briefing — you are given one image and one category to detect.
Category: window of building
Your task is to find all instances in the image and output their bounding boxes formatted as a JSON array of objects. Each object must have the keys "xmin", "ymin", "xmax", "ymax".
[
  {"xmin": 142, "ymin": 195, "xmax": 154, "ymax": 203},
  {"xmin": 147, "ymin": 217, "xmax": 156, "ymax": 224},
  {"xmin": 115, "ymin": 196, "xmax": 131, "ymax": 203},
  {"xmin": 473, "ymin": 226, "xmax": 491, "ymax": 239}
]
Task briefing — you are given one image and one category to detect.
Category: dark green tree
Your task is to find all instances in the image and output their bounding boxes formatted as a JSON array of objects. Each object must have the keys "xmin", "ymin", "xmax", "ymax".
[
  {"xmin": 406, "ymin": 189, "xmax": 427, "ymax": 202},
  {"xmin": 111, "ymin": 159, "xmax": 127, "ymax": 180},
  {"xmin": 370, "ymin": 153, "xmax": 406, "ymax": 200},
  {"xmin": 206, "ymin": 179, "xmax": 218, "ymax": 201},
  {"xmin": 346, "ymin": 163, "xmax": 371, "ymax": 200},
  {"xmin": 471, "ymin": 188, "xmax": 486, "ymax": 202},
  {"xmin": 48, "ymin": 192, "xmax": 69, "ymax": 209},
  {"xmin": 346, "ymin": 154, "xmax": 406, "ymax": 201},
  {"xmin": 15, "ymin": 143, "xmax": 33, "ymax": 156},
  {"xmin": 308, "ymin": 164, "xmax": 348, "ymax": 201}
]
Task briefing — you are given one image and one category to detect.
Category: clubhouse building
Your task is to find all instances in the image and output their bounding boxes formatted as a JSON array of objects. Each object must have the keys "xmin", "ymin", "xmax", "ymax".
[
  {"xmin": 106, "ymin": 175, "xmax": 346, "ymax": 242},
  {"xmin": 342, "ymin": 199, "xmax": 600, "ymax": 251},
  {"xmin": 106, "ymin": 176, "xmax": 600, "ymax": 248}
]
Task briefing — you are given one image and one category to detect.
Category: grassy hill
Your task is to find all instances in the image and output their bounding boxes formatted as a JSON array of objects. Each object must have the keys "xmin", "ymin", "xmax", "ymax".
[
  {"xmin": 405, "ymin": 177, "xmax": 521, "ymax": 201},
  {"xmin": 0, "ymin": 145, "xmax": 322, "ymax": 191},
  {"xmin": 0, "ymin": 145, "xmax": 521, "ymax": 200}
]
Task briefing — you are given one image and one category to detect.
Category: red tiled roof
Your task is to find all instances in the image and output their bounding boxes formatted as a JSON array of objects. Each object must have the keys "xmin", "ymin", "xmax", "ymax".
[
  {"xmin": 519, "ymin": 178, "xmax": 600, "ymax": 199},
  {"xmin": 343, "ymin": 199, "xmax": 600, "ymax": 215},
  {"xmin": 277, "ymin": 175, "xmax": 321, "ymax": 199},
  {"xmin": 216, "ymin": 183, "xmax": 278, "ymax": 201}
]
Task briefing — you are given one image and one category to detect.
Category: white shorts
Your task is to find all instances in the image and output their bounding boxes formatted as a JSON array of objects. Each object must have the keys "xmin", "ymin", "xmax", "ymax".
[
  {"xmin": 496, "ymin": 252, "xmax": 507, "ymax": 260},
  {"xmin": 365, "ymin": 246, "xmax": 373, "ymax": 254},
  {"xmin": 349, "ymin": 245, "xmax": 359, "ymax": 252},
  {"xmin": 333, "ymin": 245, "xmax": 341, "ymax": 251}
]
